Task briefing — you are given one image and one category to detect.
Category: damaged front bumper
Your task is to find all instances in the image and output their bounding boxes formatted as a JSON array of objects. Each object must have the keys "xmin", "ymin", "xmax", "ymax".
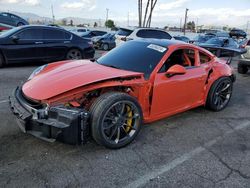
[{"xmin": 9, "ymin": 87, "xmax": 90, "ymax": 145}]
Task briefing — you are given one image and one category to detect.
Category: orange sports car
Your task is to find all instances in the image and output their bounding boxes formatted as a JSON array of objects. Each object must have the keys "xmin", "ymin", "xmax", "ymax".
[{"xmin": 10, "ymin": 39, "xmax": 237, "ymax": 148}]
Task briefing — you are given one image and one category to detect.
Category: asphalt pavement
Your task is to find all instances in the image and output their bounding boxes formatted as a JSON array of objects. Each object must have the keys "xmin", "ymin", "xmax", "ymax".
[{"xmin": 0, "ymin": 54, "xmax": 250, "ymax": 188}]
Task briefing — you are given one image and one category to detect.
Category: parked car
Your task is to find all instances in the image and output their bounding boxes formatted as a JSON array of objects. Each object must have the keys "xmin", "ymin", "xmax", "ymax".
[
  {"xmin": 10, "ymin": 39, "xmax": 238, "ymax": 149},
  {"xmin": 0, "ymin": 12, "xmax": 29, "ymax": 27},
  {"xmin": 80, "ymin": 30, "xmax": 107, "ymax": 39},
  {"xmin": 191, "ymin": 34, "xmax": 215, "ymax": 45},
  {"xmin": 199, "ymin": 37, "xmax": 240, "ymax": 49},
  {"xmin": 70, "ymin": 28, "xmax": 90, "ymax": 36},
  {"xmin": 173, "ymin": 35, "xmax": 190, "ymax": 43},
  {"xmin": 115, "ymin": 27, "xmax": 134, "ymax": 46},
  {"xmin": 92, "ymin": 33, "xmax": 116, "ymax": 50},
  {"xmin": 0, "ymin": 25, "xmax": 95, "ymax": 67},
  {"xmin": 229, "ymin": 29, "xmax": 247, "ymax": 38},
  {"xmin": 238, "ymin": 40, "xmax": 250, "ymax": 74},
  {"xmin": 126, "ymin": 28, "xmax": 172, "ymax": 41}
]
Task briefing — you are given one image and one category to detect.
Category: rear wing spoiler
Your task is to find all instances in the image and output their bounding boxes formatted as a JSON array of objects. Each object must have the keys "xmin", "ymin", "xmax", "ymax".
[{"xmin": 200, "ymin": 46, "xmax": 247, "ymax": 64}]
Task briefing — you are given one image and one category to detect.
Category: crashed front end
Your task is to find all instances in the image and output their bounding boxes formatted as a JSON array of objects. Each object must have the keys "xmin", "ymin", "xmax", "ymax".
[{"xmin": 9, "ymin": 87, "xmax": 90, "ymax": 145}]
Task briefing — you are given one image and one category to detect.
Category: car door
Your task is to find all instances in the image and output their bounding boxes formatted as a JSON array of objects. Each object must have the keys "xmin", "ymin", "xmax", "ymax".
[
  {"xmin": 43, "ymin": 28, "xmax": 71, "ymax": 60},
  {"xmin": 151, "ymin": 48, "xmax": 208, "ymax": 117},
  {"xmin": 4, "ymin": 28, "xmax": 45, "ymax": 62}
]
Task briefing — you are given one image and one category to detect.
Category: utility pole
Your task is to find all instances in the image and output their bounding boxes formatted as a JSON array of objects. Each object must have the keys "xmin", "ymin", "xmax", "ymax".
[
  {"xmin": 180, "ymin": 18, "xmax": 182, "ymax": 32},
  {"xmin": 51, "ymin": 4, "xmax": 55, "ymax": 24},
  {"xmin": 106, "ymin": 8, "xmax": 109, "ymax": 25},
  {"xmin": 127, "ymin": 11, "xmax": 130, "ymax": 27},
  {"xmin": 183, "ymin": 8, "xmax": 189, "ymax": 36}
]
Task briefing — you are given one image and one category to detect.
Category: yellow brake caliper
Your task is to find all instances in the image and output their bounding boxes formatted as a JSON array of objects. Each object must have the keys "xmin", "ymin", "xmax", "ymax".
[{"xmin": 126, "ymin": 106, "xmax": 133, "ymax": 132}]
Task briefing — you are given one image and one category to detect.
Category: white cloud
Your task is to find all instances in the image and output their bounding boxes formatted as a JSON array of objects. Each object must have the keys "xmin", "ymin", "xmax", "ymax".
[
  {"xmin": 0, "ymin": 0, "xmax": 39, "ymax": 5},
  {"xmin": 61, "ymin": 0, "xmax": 96, "ymax": 11},
  {"xmin": 155, "ymin": 0, "xmax": 189, "ymax": 11}
]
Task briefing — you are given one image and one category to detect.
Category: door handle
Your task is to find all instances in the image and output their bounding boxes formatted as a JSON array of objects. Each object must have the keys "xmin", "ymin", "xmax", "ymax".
[
  {"xmin": 35, "ymin": 41, "xmax": 43, "ymax": 44},
  {"xmin": 64, "ymin": 41, "xmax": 70, "ymax": 43}
]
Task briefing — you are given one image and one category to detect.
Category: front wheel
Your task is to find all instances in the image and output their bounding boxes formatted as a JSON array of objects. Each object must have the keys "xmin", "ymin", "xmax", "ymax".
[
  {"xmin": 90, "ymin": 92, "xmax": 143, "ymax": 149},
  {"xmin": 66, "ymin": 49, "xmax": 83, "ymax": 60},
  {"xmin": 206, "ymin": 77, "xmax": 233, "ymax": 111},
  {"xmin": 102, "ymin": 43, "xmax": 109, "ymax": 51},
  {"xmin": 17, "ymin": 22, "xmax": 24, "ymax": 26},
  {"xmin": 238, "ymin": 63, "xmax": 248, "ymax": 74}
]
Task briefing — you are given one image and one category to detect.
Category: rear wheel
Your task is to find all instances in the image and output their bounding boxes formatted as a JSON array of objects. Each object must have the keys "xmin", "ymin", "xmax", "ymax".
[
  {"xmin": 90, "ymin": 92, "xmax": 143, "ymax": 149},
  {"xmin": 0, "ymin": 53, "xmax": 5, "ymax": 68},
  {"xmin": 66, "ymin": 49, "xmax": 83, "ymax": 60},
  {"xmin": 17, "ymin": 22, "xmax": 24, "ymax": 27},
  {"xmin": 102, "ymin": 43, "xmax": 109, "ymax": 51},
  {"xmin": 238, "ymin": 63, "xmax": 248, "ymax": 74},
  {"xmin": 206, "ymin": 77, "xmax": 233, "ymax": 111}
]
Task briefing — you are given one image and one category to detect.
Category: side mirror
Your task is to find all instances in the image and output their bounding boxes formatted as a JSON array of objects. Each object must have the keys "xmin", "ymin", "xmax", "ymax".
[
  {"xmin": 11, "ymin": 35, "xmax": 19, "ymax": 42},
  {"xmin": 165, "ymin": 64, "xmax": 186, "ymax": 77}
]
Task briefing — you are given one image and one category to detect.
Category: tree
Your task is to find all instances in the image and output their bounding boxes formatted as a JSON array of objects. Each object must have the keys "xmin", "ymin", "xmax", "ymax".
[
  {"xmin": 138, "ymin": 0, "xmax": 158, "ymax": 28},
  {"xmin": 94, "ymin": 22, "xmax": 98, "ymax": 27},
  {"xmin": 105, "ymin": 19, "xmax": 115, "ymax": 28},
  {"xmin": 187, "ymin": 21, "xmax": 195, "ymax": 31}
]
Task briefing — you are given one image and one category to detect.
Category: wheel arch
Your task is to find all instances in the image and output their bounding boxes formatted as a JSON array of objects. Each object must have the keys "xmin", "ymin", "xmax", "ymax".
[
  {"xmin": 66, "ymin": 47, "xmax": 84, "ymax": 58},
  {"xmin": 204, "ymin": 75, "xmax": 233, "ymax": 105}
]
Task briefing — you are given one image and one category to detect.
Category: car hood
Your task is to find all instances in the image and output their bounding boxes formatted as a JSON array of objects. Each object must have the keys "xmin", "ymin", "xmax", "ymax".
[{"xmin": 22, "ymin": 60, "xmax": 143, "ymax": 101}]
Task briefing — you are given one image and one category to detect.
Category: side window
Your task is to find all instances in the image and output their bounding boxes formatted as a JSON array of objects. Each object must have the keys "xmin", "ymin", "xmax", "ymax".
[
  {"xmin": 159, "ymin": 49, "xmax": 196, "ymax": 73},
  {"xmin": 137, "ymin": 30, "xmax": 172, "ymax": 39},
  {"xmin": 1, "ymin": 13, "xmax": 9, "ymax": 17},
  {"xmin": 10, "ymin": 14, "xmax": 18, "ymax": 19},
  {"xmin": 156, "ymin": 31, "xmax": 172, "ymax": 39},
  {"xmin": 184, "ymin": 49, "xmax": 195, "ymax": 66},
  {"xmin": 16, "ymin": 29, "xmax": 43, "ymax": 40},
  {"xmin": 44, "ymin": 29, "xmax": 71, "ymax": 40},
  {"xmin": 199, "ymin": 51, "xmax": 211, "ymax": 64}
]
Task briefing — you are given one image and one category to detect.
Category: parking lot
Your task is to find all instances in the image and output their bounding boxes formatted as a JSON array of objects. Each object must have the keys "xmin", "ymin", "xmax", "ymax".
[{"xmin": 0, "ymin": 54, "xmax": 250, "ymax": 188}]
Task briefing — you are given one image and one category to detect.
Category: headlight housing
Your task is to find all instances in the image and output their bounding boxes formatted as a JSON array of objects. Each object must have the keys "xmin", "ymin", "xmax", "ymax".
[{"xmin": 28, "ymin": 64, "xmax": 47, "ymax": 80}]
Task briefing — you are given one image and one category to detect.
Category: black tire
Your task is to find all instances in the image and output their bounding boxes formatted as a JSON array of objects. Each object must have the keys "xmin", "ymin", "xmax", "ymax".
[
  {"xmin": 17, "ymin": 22, "xmax": 24, "ymax": 27},
  {"xmin": 102, "ymin": 43, "xmax": 109, "ymax": 51},
  {"xmin": 238, "ymin": 64, "xmax": 248, "ymax": 74},
  {"xmin": 90, "ymin": 92, "xmax": 143, "ymax": 149},
  {"xmin": 0, "ymin": 53, "xmax": 5, "ymax": 68},
  {"xmin": 66, "ymin": 49, "xmax": 83, "ymax": 60},
  {"xmin": 206, "ymin": 77, "xmax": 233, "ymax": 111}
]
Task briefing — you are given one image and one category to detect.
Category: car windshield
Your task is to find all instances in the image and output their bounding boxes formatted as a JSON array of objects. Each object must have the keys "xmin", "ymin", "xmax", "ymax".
[
  {"xmin": 0, "ymin": 27, "xmax": 20, "ymax": 38},
  {"xmin": 97, "ymin": 41, "xmax": 167, "ymax": 78}
]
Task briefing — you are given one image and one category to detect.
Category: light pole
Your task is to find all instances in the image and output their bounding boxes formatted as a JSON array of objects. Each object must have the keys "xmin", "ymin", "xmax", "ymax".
[
  {"xmin": 183, "ymin": 8, "xmax": 189, "ymax": 36},
  {"xmin": 106, "ymin": 8, "xmax": 109, "ymax": 26}
]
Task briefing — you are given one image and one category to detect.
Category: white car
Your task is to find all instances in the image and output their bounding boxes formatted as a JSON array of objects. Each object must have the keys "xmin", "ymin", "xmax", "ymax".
[
  {"xmin": 70, "ymin": 28, "xmax": 90, "ymax": 36},
  {"xmin": 126, "ymin": 28, "xmax": 172, "ymax": 41},
  {"xmin": 115, "ymin": 27, "xmax": 133, "ymax": 47}
]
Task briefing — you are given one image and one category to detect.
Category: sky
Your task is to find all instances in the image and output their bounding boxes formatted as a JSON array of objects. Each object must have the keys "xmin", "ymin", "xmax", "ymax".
[{"xmin": 0, "ymin": 0, "xmax": 250, "ymax": 28}]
